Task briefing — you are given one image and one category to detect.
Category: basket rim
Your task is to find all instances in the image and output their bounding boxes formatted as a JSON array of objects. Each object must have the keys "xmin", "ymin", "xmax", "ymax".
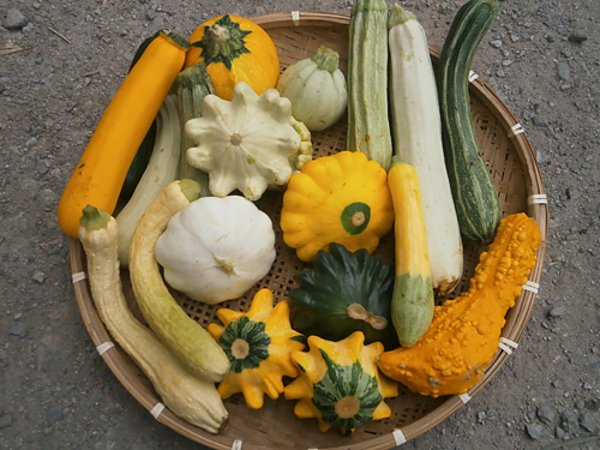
[{"xmin": 67, "ymin": 11, "xmax": 548, "ymax": 450}]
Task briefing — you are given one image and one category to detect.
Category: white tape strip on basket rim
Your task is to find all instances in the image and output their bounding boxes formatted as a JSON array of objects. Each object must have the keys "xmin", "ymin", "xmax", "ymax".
[
  {"xmin": 231, "ymin": 439, "xmax": 243, "ymax": 450},
  {"xmin": 509, "ymin": 122, "xmax": 525, "ymax": 137},
  {"xmin": 96, "ymin": 341, "xmax": 114, "ymax": 356},
  {"xmin": 291, "ymin": 11, "xmax": 300, "ymax": 25},
  {"xmin": 459, "ymin": 393, "xmax": 472, "ymax": 404},
  {"xmin": 468, "ymin": 70, "xmax": 479, "ymax": 82},
  {"xmin": 392, "ymin": 428, "xmax": 407, "ymax": 446},
  {"xmin": 72, "ymin": 271, "xmax": 87, "ymax": 284},
  {"xmin": 498, "ymin": 337, "xmax": 519, "ymax": 355},
  {"xmin": 150, "ymin": 402, "xmax": 165, "ymax": 420},
  {"xmin": 528, "ymin": 194, "xmax": 548, "ymax": 205},
  {"xmin": 522, "ymin": 280, "xmax": 540, "ymax": 294}
]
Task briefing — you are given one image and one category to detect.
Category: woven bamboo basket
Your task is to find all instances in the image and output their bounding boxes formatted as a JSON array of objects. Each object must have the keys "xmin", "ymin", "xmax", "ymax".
[{"xmin": 68, "ymin": 12, "xmax": 548, "ymax": 450}]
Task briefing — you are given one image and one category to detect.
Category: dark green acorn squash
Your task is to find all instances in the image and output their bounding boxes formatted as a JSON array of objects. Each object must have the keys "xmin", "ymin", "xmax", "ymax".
[{"xmin": 289, "ymin": 243, "xmax": 396, "ymax": 347}]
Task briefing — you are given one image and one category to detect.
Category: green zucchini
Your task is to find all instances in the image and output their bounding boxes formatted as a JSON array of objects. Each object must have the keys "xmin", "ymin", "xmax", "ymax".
[
  {"xmin": 116, "ymin": 31, "xmax": 161, "ymax": 209},
  {"xmin": 347, "ymin": 0, "xmax": 392, "ymax": 170},
  {"xmin": 438, "ymin": 0, "xmax": 501, "ymax": 243}
]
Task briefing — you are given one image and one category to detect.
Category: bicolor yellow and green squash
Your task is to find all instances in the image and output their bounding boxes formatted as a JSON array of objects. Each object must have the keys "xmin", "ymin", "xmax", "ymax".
[
  {"xmin": 387, "ymin": 156, "xmax": 435, "ymax": 347},
  {"xmin": 186, "ymin": 14, "xmax": 280, "ymax": 100},
  {"xmin": 284, "ymin": 331, "xmax": 398, "ymax": 434},
  {"xmin": 207, "ymin": 289, "xmax": 304, "ymax": 409}
]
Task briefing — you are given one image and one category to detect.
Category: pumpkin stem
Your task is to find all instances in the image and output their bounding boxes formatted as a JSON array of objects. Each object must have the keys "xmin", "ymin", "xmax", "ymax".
[
  {"xmin": 351, "ymin": 211, "xmax": 367, "ymax": 227},
  {"xmin": 193, "ymin": 15, "xmax": 252, "ymax": 70},
  {"xmin": 215, "ymin": 256, "xmax": 236, "ymax": 275},
  {"xmin": 347, "ymin": 303, "xmax": 388, "ymax": 330},
  {"xmin": 310, "ymin": 45, "xmax": 340, "ymax": 73},
  {"xmin": 230, "ymin": 132, "xmax": 243, "ymax": 146}
]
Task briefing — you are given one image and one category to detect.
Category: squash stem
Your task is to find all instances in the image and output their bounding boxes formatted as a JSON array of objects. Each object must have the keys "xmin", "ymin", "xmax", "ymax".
[
  {"xmin": 391, "ymin": 154, "xmax": 404, "ymax": 166},
  {"xmin": 159, "ymin": 30, "xmax": 191, "ymax": 51},
  {"xmin": 192, "ymin": 15, "xmax": 251, "ymax": 68},
  {"xmin": 388, "ymin": 5, "xmax": 416, "ymax": 29},
  {"xmin": 178, "ymin": 179, "xmax": 201, "ymax": 202},
  {"xmin": 80, "ymin": 205, "xmax": 110, "ymax": 231},
  {"xmin": 347, "ymin": 303, "xmax": 388, "ymax": 330},
  {"xmin": 310, "ymin": 45, "xmax": 340, "ymax": 73}
]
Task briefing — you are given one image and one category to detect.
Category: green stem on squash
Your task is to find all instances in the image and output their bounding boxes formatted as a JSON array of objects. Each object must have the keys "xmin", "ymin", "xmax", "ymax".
[
  {"xmin": 387, "ymin": 5, "xmax": 416, "ymax": 29},
  {"xmin": 178, "ymin": 179, "xmax": 201, "ymax": 202},
  {"xmin": 311, "ymin": 46, "xmax": 340, "ymax": 73},
  {"xmin": 80, "ymin": 205, "xmax": 110, "ymax": 231}
]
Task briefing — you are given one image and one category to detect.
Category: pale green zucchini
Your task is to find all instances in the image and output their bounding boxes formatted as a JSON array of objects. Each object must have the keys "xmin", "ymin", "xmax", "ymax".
[
  {"xmin": 174, "ymin": 62, "xmax": 212, "ymax": 196},
  {"xmin": 116, "ymin": 94, "xmax": 180, "ymax": 266},
  {"xmin": 347, "ymin": 0, "xmax": 392, "ymax": 170}
]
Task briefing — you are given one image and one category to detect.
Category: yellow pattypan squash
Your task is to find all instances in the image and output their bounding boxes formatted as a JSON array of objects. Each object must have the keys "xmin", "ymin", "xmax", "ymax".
[
  {"xmin": 186, "ymin": 14, "xmax": 280, "ymax": 100},
  {"xmin": 280, "ymin": 151, "xmax": 394, "ymax": 262},
  {"xmin": 284, "ymin": 331, "xmax": 398, "ymax": 434},
  {"xmin": 207, "ymin": 288, "xmax": 304, "ymax": 409}
]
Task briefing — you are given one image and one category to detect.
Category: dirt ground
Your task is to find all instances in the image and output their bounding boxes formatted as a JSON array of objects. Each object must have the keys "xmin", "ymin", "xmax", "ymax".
[{"xmin": 1, "ymin": 0, "xmax": 599, "ymax": 449}]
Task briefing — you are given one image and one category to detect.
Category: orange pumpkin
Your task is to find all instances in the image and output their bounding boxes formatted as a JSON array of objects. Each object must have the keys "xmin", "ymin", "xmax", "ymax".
[{"xmin": 186, "ymin": 14, "xmax": 280, "ymax": 100}]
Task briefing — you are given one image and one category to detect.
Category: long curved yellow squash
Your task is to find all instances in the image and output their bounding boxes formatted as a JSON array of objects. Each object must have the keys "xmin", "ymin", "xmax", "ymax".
[{"xmin": 57, "ymin": 30, "xmax": 189, "ymax": 238}]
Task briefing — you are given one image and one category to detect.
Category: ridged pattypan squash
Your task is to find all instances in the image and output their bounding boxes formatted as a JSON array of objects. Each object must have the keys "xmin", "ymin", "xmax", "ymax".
[
  {"xmin": 207, "ymin": 289, "xmax": 305, "ymax": 409},
  {"xmin": 289, "ymin": 243, "xmax": 396, "ymax": 347},
  {"xmin": 185, "ymin": 81, "xmax": 305, "ymax": 201},
  {"xmin": 280, "ymin": 151, "xmax": 394, "ymax": 262},
  {"xmin": 284, "ymin": 331, "xmax": 398, "ymax": 433}
]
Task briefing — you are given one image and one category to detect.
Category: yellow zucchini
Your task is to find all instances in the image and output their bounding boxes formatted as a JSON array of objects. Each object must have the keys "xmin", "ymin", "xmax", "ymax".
[{"xmin": 57, "ymin": 30, "xmax": 189, "ymax": 238}]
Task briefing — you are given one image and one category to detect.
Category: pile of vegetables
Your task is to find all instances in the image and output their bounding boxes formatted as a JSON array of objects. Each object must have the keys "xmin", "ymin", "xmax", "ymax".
[{"xmin": 59, "ymin": 0, "xmax": 543, "ymax": 439}]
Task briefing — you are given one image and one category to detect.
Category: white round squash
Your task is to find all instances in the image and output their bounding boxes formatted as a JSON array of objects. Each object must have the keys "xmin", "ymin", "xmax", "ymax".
[{"xmin": 155, "ymin": 195, "xmax": 276, "ymax": 304}]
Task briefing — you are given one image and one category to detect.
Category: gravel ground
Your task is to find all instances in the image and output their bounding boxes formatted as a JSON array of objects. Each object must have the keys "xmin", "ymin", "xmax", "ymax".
[{"xmin": 1, "ymin": 0, "xmax": 599, "ymax": 449}]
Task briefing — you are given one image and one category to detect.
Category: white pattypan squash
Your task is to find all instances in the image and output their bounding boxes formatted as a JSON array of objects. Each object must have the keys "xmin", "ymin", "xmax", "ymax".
[
  {"xmin": 185, "ymin": 82, "xmax": 302, "ymax": 201},
  {"xmin": 277, "ymin": 45, "xmax": 348, "ymax": 132},
  {"xmin": 155, "ymin": 195, "xmax": 276, "ymax": 304}
]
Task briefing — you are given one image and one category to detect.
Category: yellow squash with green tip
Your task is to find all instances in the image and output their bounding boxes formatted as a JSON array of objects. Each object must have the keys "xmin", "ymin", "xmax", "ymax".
[{"xmin": 387, "ymin": 156, "xmax": 435, "ymax": 347}]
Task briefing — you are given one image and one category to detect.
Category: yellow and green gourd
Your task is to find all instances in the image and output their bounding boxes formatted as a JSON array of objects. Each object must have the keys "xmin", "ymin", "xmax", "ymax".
[
  {"xmin": 284, "ymin": 331, "xmax": 398, "ymax": 434},
  {"xmin": 207, "ymin": 289, "xmax": 304, "ymax": 409}
]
